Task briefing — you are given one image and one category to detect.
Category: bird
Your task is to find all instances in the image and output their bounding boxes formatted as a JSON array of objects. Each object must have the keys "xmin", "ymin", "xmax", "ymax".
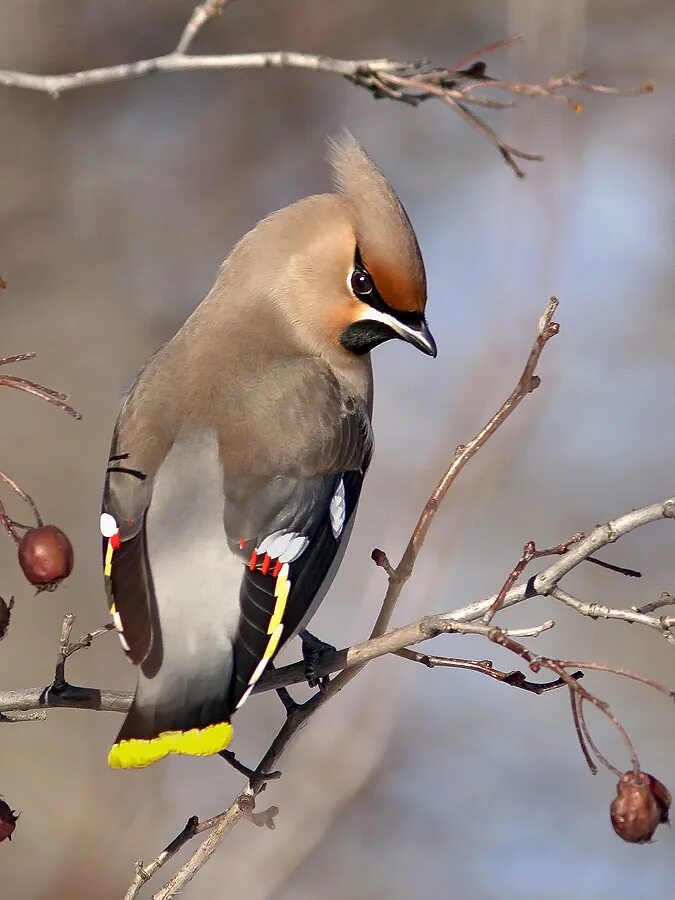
[{"xmin": 101, "ymin": 134, "xmax": 436, "ymax": 769}]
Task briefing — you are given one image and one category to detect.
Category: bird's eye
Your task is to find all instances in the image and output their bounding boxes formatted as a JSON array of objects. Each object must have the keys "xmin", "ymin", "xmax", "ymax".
[{"xmin": 350, "ymin": 269, "xmax": 373, "ymax": 298}]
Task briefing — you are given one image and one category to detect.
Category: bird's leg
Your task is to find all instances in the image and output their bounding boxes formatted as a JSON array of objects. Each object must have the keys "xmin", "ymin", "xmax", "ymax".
[
  {"xmin": 219, "ymin": 749, "xmax": 281, "ymax": 790},
  {"xmin": 300, "ymin": 629, "xmax": 336, "ymax": 692}
]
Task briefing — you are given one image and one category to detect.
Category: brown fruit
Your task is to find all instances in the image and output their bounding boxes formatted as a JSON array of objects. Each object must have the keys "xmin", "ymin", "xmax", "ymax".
[
  {"xmin": 610, "ymin": 771, "xmax": 671, "ymax": 843},
  {"xmin": 18, "ymin": 526, "xmax": 74, "ymax": 589},
  {"xmin": 0, "ymin": 596, "xmax": 12, "ymax": 640},
  {"xmin": 0, "ymin": 799, "xmax": 17, "ymax": 842}
]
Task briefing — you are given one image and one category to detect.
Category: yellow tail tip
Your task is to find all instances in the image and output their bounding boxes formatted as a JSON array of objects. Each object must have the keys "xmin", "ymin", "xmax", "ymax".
[{"xmin": 108, "ymin": 721, "xmax": 234, "ymax": 769}]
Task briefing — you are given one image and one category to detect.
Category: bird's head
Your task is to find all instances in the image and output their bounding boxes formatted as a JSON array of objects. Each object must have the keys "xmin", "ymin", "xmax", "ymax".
[
  {"xmin": 324, "ymin": 133, "xmax": 436, "ymax": 360},
  {"xmin": 208, "ymin": 136, "xmax": 435, "ymax": 369}
]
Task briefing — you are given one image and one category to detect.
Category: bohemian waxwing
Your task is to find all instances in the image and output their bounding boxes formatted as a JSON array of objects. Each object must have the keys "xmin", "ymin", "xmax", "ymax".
[{"xmin": 102, "ymin": 134, "xmax": 436, "ymax": 768}]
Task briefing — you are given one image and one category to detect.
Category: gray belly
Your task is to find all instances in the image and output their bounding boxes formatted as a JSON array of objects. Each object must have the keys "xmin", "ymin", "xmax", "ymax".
[{"xmin": 144, "ymin": 429, "xmax": 242, "ymax": 694}]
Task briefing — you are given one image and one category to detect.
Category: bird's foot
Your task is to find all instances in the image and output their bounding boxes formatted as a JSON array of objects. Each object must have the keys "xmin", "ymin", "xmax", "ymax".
[{"xmin": 300, "ymin": 629, "xmax": 336, "ymax": 693}]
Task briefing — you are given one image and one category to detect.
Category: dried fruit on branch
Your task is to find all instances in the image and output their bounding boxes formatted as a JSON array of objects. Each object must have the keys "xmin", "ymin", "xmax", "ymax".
[
  {"xmin": 610, "ymin": 771, "xmax": 671, "ymax": 843},
  {"xmin": 17, "ymin": 526, "xmax": 74, "ymax": 589},
  {"xmin": 0, "ymin": 596, "xmax": 12, "ymax": 639},
  {"xmin": 0, "ymin": 799, "xmax": 17, "ymax": 842}
]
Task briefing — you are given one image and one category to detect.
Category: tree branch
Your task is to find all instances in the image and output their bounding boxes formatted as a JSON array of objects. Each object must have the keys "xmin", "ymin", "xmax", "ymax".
[
  {"xmin": 3, "ymin": 291, "xmax": 673, "ymax": 894},
  {"xmin": 1, "ymin": 496, "xmax": 673, "ymax": 718},
  {"xmin": 0, "ymin": 4, "xmax": 651, "ymax": 178}
]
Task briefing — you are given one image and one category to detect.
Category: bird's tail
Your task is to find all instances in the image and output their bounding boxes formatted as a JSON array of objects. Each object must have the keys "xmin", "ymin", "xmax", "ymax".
[{"xmin": 108, "ymin": 669, "xmax": 234, "ymax": 769}]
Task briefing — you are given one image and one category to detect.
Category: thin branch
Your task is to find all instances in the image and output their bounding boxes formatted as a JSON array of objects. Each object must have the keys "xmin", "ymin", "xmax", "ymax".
[
  {"xmin": 0, "ymin": 353, "xmax": 36, "ymax": 367},
  {"xmin": 0, "ymin": 18, "xmax": 651, "ymax": 178},
  {"xmin": 0, "ymin": 710, "xmax": 47, "ymax": 723},
  {"xmin": 1, "ymin": 497, "xmax": 673, "ymax": 715},
  {"xmin": 483, "ymin": 531, "xmax": 585, "ymax": 624},
  {"xmin": 0, "ymin": 470, "xmax": 43, "ymax": 541},
  {"xmin": 175, "ymin": 0, "xmax": 238, "ymax": 55},
  {"xmin": 0, "ymin": 494, "xmax": 668, "ymax": 895},
  {"xmin": 367, "ymin": 297, "xmax": 559, "ymax": 646},
  {"xmin": 585, "ymin": 555, "xmax": 641, "ymax": 578},
  {"xmin": 52, "ymin": 614, "xmax": 114, "ymax": 695},
  {"xmin": 490, "ymin": 632, "xmax": 642, "ymax": 776},
  {"xmin": 0, "ymin": 685, "xmax": 131, "ymax": 715},
  {"xmin": 397, "ymin": 647, "xmax": 583, "ymax": 695},
  {"xmin": 569, "ymin": 688, "xmax": 598, "ymax": 775},
  {"xmin": 634, "ymin": 591, "xmax": 674, "ymax": 615},
  {"xmin": 453, "ymin": 34, "xmax": 525, "ymax": 70},
  {"xmin": 2, "ymin": 288, "xmax": 673, "ymax": 896},
  {"xmin": 0, "ymin": 373, "xmax": 81, "ymax": 418},
  {"xmin": 575, "ymin": 696, "xmax": 622, "ymax": 778},
  {"xmin": 124, "ymin": 817, "xmax": 200, "ymax": 900},
  {"xmin": 551, "ymin": 586, "xmax": 675, "ymax": 645},
  {"xmin": 556, "ymin": 660, "xmax": 675, "ymax": 702}
]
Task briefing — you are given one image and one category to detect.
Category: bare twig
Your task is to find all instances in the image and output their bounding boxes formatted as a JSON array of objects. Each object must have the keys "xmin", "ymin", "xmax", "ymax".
[
  {"xmin": 0, "ymin": 685, "xmax": 131, "ymax": 715},
  {"xmin": 574, "ymin": 696, "xmax": 622, "ymax": 778},
  {"xmin": 0, "ymin": 349, "xmax": 81, "ymax": 418},
  {"xmin": 2, "ymin": 284, "xmax": 672, "ymax": 896},
  {"xmin": 1, "ymin": 499, "xmax": 673, "ymax": 715},
  {"xmin": 124, "ymin": 817, "xmax": 200, "ymax": 900},
  {"xmin": 397, "ymin": 647, "xmax": 583, "ymax": 695},
  {"xmin": 453, "ymin": 34, "xmax": 525, "ymax": 70},
  {"xmin": 486, "ymin": 630, "xmax": 642, "ymax": 777},
  {"xmin": 483, "ymin": 531, "xmax": 585, "ymax": 624},
  {"xmin": 556, "ymin": 660, "xmax": 675, "ymax": 702},
  {"xmin": 0, "ymin": 493, "xmax": 670, "ymax": 896},
  {"xmin": 0, "ymin": 470, "xmax": 43, "ymax": 541},
  {"xmin": 634, "ymin": 591, "xmax": 674, "ymax": 615},
  {"xmin": 0, "ymin": 9, "xmax": 650, "ymax": 178},
  {"xmin": 362, "ymin": 298, "xmax": 558, "ymax": 652},
  {"xmin": 52, "ymin": 614, "xmax": 114, "ymax": 694},
  {"xmin": 0, "ymin": 710, "xmax": 47, "ymax": 723},
  {"xmin": 569, "ymin": 689, "xmax": 598, "ymax": 775},
  {"xmin": 0, "ymin": 353, "xmax": 36, "ymax": 367},
  {"xmin": 175, "ymin": 0, "xmax": 237, "ymax": 55},
  {"xmin": 0, "ymin": 372, "xmax": 81, "ymax": 418},
  {"xmin": 585, "ymin": 556, "xmax": 641, "ymax": 578},
  {"xmin": 551, "ymin": 586, "xmax": 675, "ymax": 645}
]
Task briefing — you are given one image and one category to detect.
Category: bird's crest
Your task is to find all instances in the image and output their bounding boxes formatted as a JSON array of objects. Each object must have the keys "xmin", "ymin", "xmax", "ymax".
[{"xmin": 328, "ymin": 133, "xmax": 426, "ymax": 313}]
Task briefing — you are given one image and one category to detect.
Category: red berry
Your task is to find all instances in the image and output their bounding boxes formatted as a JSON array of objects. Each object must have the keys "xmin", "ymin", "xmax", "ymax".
[
  {"xmin": 610, "ymin": 771, "xmax": 671, "ymax": 843},
  {"xmin": 18, "ymin": 526, "xmax": 74, "ymax": 589},
  {"xmin": 0, "ymin": 800, "xmax": 17, "ymax": 842}
]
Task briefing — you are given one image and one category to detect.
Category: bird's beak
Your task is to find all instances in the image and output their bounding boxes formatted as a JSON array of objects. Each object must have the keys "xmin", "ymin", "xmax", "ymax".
[
  {"xmin": 358, "ymin": 307, "xmax": 438, "ymax": 358},
  {"xmin": 396, "ymin": 318, "xmax": 437, "ymax": 358}
]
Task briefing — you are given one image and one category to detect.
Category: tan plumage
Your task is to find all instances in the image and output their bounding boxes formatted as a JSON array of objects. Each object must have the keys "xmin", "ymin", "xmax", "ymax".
[
  {"xmin": 329, "ymin": 133, "xmax": 427, "ymax": 313},
  {"xmin": 102, "ymin": 135, "xmax": 435, "ymax": 768}
]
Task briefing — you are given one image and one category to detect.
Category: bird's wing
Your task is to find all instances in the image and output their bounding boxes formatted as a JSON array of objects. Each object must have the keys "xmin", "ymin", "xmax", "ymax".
[
  {"xmin": 225, "ymin": 416, "xmax": 372, "ymax": 711},
  {"xmin": 101, "ymin": 423, "xmax": 159, "ymax": 666}
]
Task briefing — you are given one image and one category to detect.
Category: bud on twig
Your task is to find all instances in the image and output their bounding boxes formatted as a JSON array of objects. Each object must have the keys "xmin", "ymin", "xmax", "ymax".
[
  {"xmin": 610, "ymin": 771, "xmax": 671, "ymax": 843},
  {"xmin": 18, "ymin": 526, "xmax": 74, "ymax": 590}
]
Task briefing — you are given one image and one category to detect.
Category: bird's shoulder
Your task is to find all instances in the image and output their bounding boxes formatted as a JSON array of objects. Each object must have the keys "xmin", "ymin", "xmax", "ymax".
[{"xmin": 214, "ymin": 353, "xmax": 373, "ymax": 478}]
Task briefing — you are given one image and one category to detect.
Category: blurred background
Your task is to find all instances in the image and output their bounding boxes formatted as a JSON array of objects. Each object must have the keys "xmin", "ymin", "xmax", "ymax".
[{"xmin": 1, "ymin": 1, "xmax": 673, "ymax": 897}]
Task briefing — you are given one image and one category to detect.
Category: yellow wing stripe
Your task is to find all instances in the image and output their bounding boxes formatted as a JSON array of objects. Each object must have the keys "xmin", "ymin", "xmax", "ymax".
[
  {"xmin": 108, "ymin": 721, "xmax": 233, "ymax": 769},
  {"xmin": 264, "ymin": 623, "xmax": 284, "ymax": 661},
  {"xmin": 268, "ymin": 563, "xmax": 290, "ymax": 634},
  {"xmin": 247, "ymin": 623, "xmax": 284, "ymax": 690},
  {"xmin": 104, "ymin": 541, "xmax": 114, "ymax": 577}
]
